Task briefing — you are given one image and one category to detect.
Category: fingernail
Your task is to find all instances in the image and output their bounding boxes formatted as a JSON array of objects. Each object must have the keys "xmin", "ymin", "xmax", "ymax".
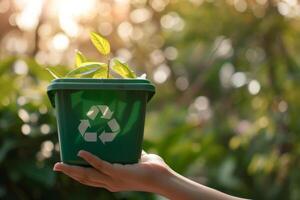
[
  {"xmin": 53, "ymin": 163, "xmax": 61, "ymax": 171},
  {"xmin": 77, "ymin": 150, "xmax": 84, "ymax": 156}
]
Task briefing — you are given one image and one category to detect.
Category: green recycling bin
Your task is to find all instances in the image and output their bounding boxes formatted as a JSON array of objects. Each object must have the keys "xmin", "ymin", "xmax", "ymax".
[{"xmin": 47, "ymin": 78, "xmax": 155, "ymax": 165}]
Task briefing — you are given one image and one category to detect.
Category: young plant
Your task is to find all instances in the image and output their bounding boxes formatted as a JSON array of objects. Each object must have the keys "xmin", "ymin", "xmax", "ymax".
[{"xmin": 46, "ymin": 32, "xmax": 138, "ymax": 79}]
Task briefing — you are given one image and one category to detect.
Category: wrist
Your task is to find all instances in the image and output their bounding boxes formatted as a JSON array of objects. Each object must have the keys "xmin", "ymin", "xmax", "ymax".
[
  {"xmin": 151, "ymin": 168, "xmax": 186, "ymax": 200},
  {"xmin": 144, "ymin": 165, "xmax": 175, "ymax": 194}
]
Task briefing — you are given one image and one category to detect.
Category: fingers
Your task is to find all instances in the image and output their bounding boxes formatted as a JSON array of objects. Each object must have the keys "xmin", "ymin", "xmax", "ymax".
[
  {"xmin": 142, "ymin": 150, "xmax": 147, "ymax": 156},
  {"xmin": 53, "ymin": 163, "xmax": 93, "ymax": 180},
  {"xmin": 53, "ymin": 163, "xmax": 109, "ymax": 188},
  {"xmin": 139, "ymin": 150, "xmax": 149, "ymax": 163},
  {"xmin": 77, "ymin": 150, "xmax": 114, "ymax": 175}
]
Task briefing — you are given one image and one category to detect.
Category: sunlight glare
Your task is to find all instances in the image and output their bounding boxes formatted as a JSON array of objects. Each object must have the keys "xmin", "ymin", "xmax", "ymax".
[
  {"xmin": 51, "ymin": 33, "xmax": 70, "ymax": 51},
  {"xmin": 15, "ymin": 0, "xmax": 45, "ymax": 31}
]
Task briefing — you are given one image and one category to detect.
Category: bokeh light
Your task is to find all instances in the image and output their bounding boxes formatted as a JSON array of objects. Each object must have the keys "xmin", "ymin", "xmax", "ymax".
[{"xmin": 1, "ymin": 0, "xmax": 300, "ymax": 199}]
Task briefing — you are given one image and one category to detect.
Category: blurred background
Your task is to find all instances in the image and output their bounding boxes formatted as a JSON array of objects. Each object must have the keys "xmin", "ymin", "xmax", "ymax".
[{"xmin": 0, "ymin": 0, "xmax": 300, "ymax": 199}]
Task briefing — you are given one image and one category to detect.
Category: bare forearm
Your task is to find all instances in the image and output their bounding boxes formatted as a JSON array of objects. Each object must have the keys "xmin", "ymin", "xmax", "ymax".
[{"xmin": 153, "ymin": 169, "xmax": 248, "ymax": 200}]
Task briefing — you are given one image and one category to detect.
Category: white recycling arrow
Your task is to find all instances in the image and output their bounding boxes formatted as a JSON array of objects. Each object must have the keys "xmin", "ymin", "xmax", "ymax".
[
  {"xmin": 78, "ymin": 120, "xmax": 90, "ymax": 136},
  {"xmin": 99, "ymin": 119, "xmax": 120, "ymax": 144},
  {"xmin": 78, "ymin": 104, "xmax": 120, "ymax": 143},
  {"xmin": 84, "ymin": 132, "xmax": 97, "ymax": 142},
  {"xmin": 108, "ymin": 118, "xmax": 120, "ymax": 132},
  {"xmin": 98, "ymin": 105, "xmax": 113, "ymax": 119},
  {"xmin": 99, "ymin": 132, "xmax": 118, "ymax": 144},
  {"xmin": 86, "ymin": 105, "xmax": 100, "ymax": 120}
]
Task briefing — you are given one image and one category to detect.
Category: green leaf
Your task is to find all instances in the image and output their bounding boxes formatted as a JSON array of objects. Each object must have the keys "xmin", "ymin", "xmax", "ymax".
[
  {"xmin": 45, "ymin": 67, "xmax": 61, "ymax": 79},
  {"xmin": 65, "ymin": 62, "xmax": 106, "ymax": 78},
  {"xmin": 93, "ymin": 68, "xmax": 107, "ymax": 78},
  {"xmin": 93, "ymin": 67, "xmax": 114, "ymax": 78},
  {"xmin": 90, "ymin": 32, "xmax": 110, "ymax": 55},
  {"xmin": 75, "ymin": 50, "xmax": 87, "ymax": 67},
  {"xmin": 112, "ymin": 59, "xmax": 137, "ymax": 78}
]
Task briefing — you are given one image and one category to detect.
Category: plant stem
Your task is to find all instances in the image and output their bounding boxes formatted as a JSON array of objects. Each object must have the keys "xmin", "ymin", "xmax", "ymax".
[{"xmin": 107, "ymin": 58, "xmax": 110, "ymax": 78}]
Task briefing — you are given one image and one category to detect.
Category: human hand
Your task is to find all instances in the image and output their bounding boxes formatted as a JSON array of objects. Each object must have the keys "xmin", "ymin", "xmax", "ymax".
[
  {"xmin": 53, "ymin": 150, "xmax": 171, "ymax": 193},
  {"xmin": 53, "ymin": 151, "xmax": 247, "ymax": 200}
]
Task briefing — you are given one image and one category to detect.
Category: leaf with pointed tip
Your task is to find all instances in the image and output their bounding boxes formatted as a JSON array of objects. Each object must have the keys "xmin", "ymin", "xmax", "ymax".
[
  {"xmin": 112, "ymin": 59, "xmax": 136, "ymax": 78},
  {"xmin": 75, "ymin": 50, "xmax": 87, "ymax": 67},
  {"xmin": 90, "ymin": 32, "xmax": 110, "ymax": 55},
  {"xmin": 65, "ymin": 62, "xmax": 106, "ymax": 78},
  {"xmin": 46, "ymin": 67, "xmax": 62, "ymax": 79}
]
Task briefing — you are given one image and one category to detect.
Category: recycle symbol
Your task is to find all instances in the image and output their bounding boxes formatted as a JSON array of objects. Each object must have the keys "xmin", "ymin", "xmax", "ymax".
[{"xmin": 78, "ymin": 105, "xmax": 120, "ymax": 144}]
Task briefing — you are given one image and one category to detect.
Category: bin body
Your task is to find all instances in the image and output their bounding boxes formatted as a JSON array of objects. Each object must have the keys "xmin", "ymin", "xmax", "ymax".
[{"xmin": 47, "ymin": 79, "xmax": 155, "ymax": 165}]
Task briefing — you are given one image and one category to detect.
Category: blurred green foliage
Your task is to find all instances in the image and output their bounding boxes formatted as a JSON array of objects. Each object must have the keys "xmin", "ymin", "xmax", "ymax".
[{"xmin": 1, "ymin": 1, "xmax": 300, "ymax": 200}]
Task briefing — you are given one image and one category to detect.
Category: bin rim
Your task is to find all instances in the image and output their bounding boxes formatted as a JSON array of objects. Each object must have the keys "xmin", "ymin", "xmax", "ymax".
[{"xmin": 47, "ymin": 78, "xmax": 156, "ymax": 108}]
